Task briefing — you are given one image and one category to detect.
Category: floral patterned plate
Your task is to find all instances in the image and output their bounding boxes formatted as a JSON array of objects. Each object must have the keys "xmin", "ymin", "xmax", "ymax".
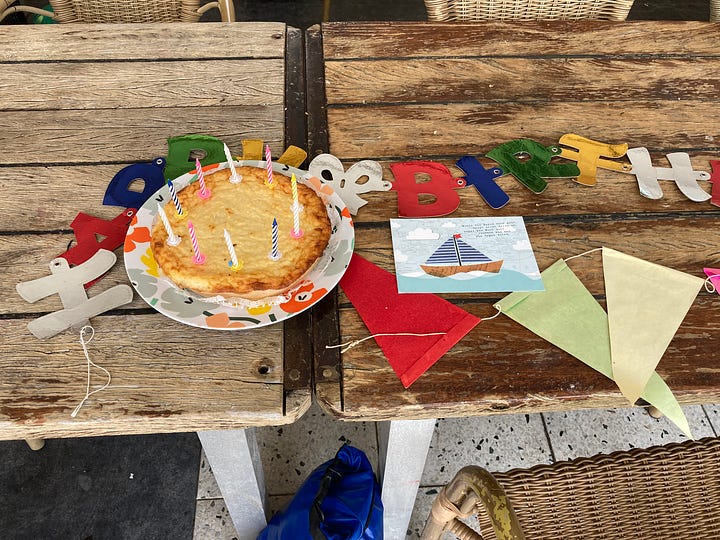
[{"xmin": 123, "ymin": 160, "xmax": 354, "ymax": 330}]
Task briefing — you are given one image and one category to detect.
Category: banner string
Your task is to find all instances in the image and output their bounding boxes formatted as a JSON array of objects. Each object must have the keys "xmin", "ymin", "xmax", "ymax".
[
  {"xmin": 564, "ymin": 247, "xmax": 602, "ymax": 262},
  {"xmin": 326, "ymin": 306, "xmax": 502, "ymax": 353},
  {"xmin": 70, "ymin": 325, "xmax": 112, "ymax": 418},
  {"xmin": 564, "ymin": 246, "xmax": 717, "ymax": 294},
  {"xmin": 705, "ymin": 275, "xmax": 718, "ymax": 294}
]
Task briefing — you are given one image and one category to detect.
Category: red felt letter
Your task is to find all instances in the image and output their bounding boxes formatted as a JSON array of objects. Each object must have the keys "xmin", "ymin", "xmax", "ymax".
[{"xmin": 389, "ymin": 161, "xmax": 466, "ymax": 217}]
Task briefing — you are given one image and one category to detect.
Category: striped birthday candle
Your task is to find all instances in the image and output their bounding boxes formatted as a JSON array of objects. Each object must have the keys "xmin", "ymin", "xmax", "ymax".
[
  {"xmin": 269, "ymin": 217, "xmax": 281, "ymax": 260},
  {"xmin": 187, "ymin": 220, "xmax": 206, "ymax": 264},
  {"xmin": 195, "ymin": 158, "xmax": 211, "ymax": 199},
  {"xmin": 167, "ymin": 180, "xmax": 184, "ymax": 217},
  {"xmin": 265, "ymin": 144, "xmax": 274, "ymax": 189}
]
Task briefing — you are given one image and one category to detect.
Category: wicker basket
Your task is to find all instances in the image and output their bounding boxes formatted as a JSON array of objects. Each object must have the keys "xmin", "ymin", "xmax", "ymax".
[
  {"xmin": 0, "ymin": 0, "xmax": 234, "ymax": 23},
  {"xmin": 424, "ymin": 0, "xmax": 636, "ymax": 21},
  {"xmin": 422, "ymin": 437, "xmax": 720, "ymax": 540}
]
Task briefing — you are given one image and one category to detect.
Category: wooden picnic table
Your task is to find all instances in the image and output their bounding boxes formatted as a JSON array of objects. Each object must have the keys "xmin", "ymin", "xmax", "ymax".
[
  {"xmin": 0, "ymin": 21, "xmax": 309, "ymax": 538},
  {"xmin": 306, "ymin": 21, "xmax": 720, "ymax": 538}
]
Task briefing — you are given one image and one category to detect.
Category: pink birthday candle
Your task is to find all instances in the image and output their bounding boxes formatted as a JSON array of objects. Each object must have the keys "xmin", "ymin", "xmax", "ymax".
[
  {"xmin": 195, "ymin": 158, "xmax": 211, "ymax": 199},
  {"xmin": 187, "ymin": 220, "xmax": 206, "ymax": 264},
  {"xmin": 265, "ymin": 144, "xmax": 274, "ymax": 189}
]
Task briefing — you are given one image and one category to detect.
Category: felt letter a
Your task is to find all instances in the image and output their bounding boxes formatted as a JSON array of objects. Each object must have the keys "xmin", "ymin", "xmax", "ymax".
[
  {"xmin": 487, "ymin": 139, "xmax": 580, "ymax": 193},
  {"xmin": 389, "ymin": 161, "xmax": 466, "ymax": 217}
]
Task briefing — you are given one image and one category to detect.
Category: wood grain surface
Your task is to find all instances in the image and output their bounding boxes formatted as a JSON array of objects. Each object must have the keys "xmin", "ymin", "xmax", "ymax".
[
  {"xmin": 0, "ymin": 315, "xmax": 287, "ymax": 439},
  {"xmin": 309, "ymin": 21, "xmax": 720, "ymax": 420},
  {"xmin": 0, "ymin": 22, "xmax": 286, "ymax": 62},
  {"xmin": 0, "ymin": 22, "xmax": 310, "ymax": 440}
]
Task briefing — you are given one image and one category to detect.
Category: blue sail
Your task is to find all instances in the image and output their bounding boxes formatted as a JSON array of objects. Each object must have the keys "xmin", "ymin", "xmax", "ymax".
[
  {"xmin": 425, "ymin": 238, "xmax": 459, "ymax": 265},
  {"xmin": 456, "ymin": 238, "xmax": 493, "ymax": 264},
  {"xmin": 425, "ymin": 237, "xmax": 493, "ymax": 266}
]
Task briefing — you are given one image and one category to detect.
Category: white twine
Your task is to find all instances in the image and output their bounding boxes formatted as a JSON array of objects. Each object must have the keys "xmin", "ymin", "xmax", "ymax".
[
  {"xmin": 70, "ymin": 325, "xmax": 111, "ymax": 418},
  {"xmin": 325, "ymin": 306, "xmax": 502, "ymax": 353},
  {"xmin": 564, "ymin": 247, "xmax": 718, "ymax": 294},
  {"xmin": 705, "ymin": 275, "xmax": 718, "ymax": 294},
  {"xmin": 564, "ymin": 247, "xmax": 602, "ymax": 262}
]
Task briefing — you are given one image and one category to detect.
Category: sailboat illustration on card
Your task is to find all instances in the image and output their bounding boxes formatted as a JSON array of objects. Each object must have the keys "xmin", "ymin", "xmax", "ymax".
[
  {"xmin": 421, "ymin": 234, "xmax": 503, "ymax": 277},
  {"xmin": 390, "ymin": 217, "xmax": 544, "ymax": 294}
]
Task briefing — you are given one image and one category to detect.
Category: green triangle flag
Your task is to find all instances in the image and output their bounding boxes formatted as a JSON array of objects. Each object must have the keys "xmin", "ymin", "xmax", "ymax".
[{"xmin": 494, "ymin": 258, "xmax": 692, "ymax": 439}]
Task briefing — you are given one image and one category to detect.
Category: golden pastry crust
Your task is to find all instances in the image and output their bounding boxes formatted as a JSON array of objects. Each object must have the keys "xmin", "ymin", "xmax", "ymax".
[{"xmin": 152, "ymin": 166, "xmax": 331, "ymax": 300}]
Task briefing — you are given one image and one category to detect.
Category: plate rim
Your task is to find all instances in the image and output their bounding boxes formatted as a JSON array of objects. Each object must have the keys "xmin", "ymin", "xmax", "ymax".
[{"xmin": 123, "ymin": 160, "xmax": 354, "ymax": 330}]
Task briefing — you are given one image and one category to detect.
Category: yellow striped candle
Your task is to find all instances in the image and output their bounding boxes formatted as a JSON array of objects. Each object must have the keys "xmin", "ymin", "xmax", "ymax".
[{"xmin": 290, "ymin": 173, "xmax": 303, "ymax": 238}]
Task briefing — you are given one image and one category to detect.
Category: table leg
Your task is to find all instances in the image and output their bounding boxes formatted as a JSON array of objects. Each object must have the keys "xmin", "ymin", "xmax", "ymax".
[
  {"xmin": 24, "ymin": 438, "xmax": 45, "ymax": 451},
  {"xmin": 378, "ymin": 418, "xmax": 436, "ymax": 540},
  {"xmin": 197, "ymin": 429, "xmax": 267, "ymax": 539}
]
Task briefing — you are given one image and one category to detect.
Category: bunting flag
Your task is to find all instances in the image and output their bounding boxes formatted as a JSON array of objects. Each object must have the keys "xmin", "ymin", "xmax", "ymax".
[
  {"xmin": 602, "ymin": 247, "xmax": 704, "ymax": 406},
  {"xmin": 339, "ymin": 253, "xmax": 481, "ymax": 388},
  {"xmin": 705, "ymin": 268, "xmax": 720, "ymax": 294},
  {"xmin": 494, "ymin": 258, "xmax": 692, "ymax": 438}
]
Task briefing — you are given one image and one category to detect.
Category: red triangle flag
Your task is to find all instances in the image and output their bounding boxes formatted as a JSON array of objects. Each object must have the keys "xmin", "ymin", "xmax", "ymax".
[{"xmin": 339, "ymin": 253, "xmax": 481, "ymax": 388}]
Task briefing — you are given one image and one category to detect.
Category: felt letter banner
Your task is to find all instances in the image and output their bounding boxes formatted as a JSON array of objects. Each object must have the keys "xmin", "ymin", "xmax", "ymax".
[
  {"xmin": 494, "ymin": 259, "xmax": 692, "ymax": 438},
  {"xmin": 339, "ymin": 253, "xmax": 481, "ymax": 388},
  {"xmin": 389, "ymin": 161, "xmax": 466, "ymax": 217},
  {"xmin": 602, "ymin": 247, "xmax": 704, "ymax": 406},
  {"xmin": 558, "ymin": 133, "xmax": 629, "ymax": 186}
]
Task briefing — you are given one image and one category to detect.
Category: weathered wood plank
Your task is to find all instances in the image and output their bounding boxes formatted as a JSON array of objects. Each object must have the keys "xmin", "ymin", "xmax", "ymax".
[
  {"xmin": 326, "ymin": 101, "xmax": 720, "ymax": 159},
  {"xmin": 1, "ymin": 59, "xmax": 284, "ymax": 111},
  {"xmin": 324, "ymin": 57, "xmax": 720, "ymax": 105},
  {"xmin": 1, "ymin": 234, "xmax": 150, "ymax": 314},
  {"xmin": 0, "ymin": 22, "xmax": 286, "ymax": 62},
  {"xmin": 346, "ymin": 217, "xmax": 718, "ymax": 298},
  {"xmin": 0, "ymin": 21, "xmax": 310, "ymax": 441},
  {"xmin": 0, "ymin": 106, "xmax": 284, "ymax": 165},
  {"xmin": 0, "ymin": 314, "xmax": 285, "ymax": 439},
  {"xmin": 312, "ymin": 21, "xmax": 720, "ymax": 425},
  {"xmin": 324, "ymin": 294, "xmax": 720, "ymax": 421},
  {"xmin": 0, "ymin": 164, "xmax": 151, "ymax": 231},
  {"xmin": 321, "ymin": 21, "xmax": 720, "ymax": 59}
]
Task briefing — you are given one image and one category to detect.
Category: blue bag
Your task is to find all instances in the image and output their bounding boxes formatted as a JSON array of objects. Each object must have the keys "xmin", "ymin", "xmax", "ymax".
[{"xmin": 257, "ymin": 444, "xmax": 383, "ymax": 540}]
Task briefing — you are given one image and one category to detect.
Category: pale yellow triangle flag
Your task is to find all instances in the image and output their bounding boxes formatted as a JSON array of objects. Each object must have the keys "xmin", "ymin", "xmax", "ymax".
[{"xmin": 602, "ymin": 247, "xmax": 703, "ymax": 405}]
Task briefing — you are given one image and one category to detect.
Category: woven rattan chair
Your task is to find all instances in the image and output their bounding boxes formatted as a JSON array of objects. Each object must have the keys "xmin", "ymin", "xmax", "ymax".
[
  {"xmin": 422, "ymin": 437, "xmax": 720, "ymax": 540},
  {"xmin": 424, "ymin": 0, "xmax": 636, "ymax": 21},
  {"xmin": 1, "ymin": 0, "xmax": 234, "ymax": 23}
]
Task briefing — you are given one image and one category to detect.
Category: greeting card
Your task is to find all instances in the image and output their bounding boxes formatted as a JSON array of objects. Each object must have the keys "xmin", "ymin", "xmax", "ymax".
[{"xmin": 390, "ymin": 217, "xmax": 544, "ymax": 293}]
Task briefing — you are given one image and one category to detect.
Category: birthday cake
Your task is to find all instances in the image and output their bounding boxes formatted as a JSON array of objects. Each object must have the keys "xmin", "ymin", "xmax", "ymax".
[{"xmin": 151, "ymin": 165, "xmax": 331, "ymax": 301}]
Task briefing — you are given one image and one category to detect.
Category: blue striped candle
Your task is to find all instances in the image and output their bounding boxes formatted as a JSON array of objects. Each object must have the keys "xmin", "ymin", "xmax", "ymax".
[
  {"xmin": 167, "ymin": 180, "xmax": 184, "ymax": 217},
  {"xmin": 269, "ymin": 217, "xmax": 281, "ymax": 260}
]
